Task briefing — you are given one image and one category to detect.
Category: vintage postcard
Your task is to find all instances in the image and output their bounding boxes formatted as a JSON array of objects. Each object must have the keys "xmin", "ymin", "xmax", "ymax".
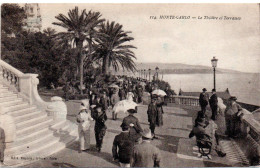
[{"xmin": 0, "ymin": 2, "xmax": 259, "ymax": 168}]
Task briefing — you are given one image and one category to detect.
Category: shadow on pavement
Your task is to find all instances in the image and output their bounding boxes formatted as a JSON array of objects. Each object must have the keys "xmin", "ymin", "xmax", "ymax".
[
  {"xmin": 203, "ymin": 160, "xmax": 231, "ymax": 167},
  {"xmin": 107, "ymin": 128, "xmax": 121, "ymax": 135},
  {"xmin": 156, "ymin": 134, "xmax": 184, "ymax": 153},
  {"xmin": 52, "ymin": 162, "xmax": 76, "ymax": 167},
  {"xmin": 85, "ymin": 150, "xmax": 118, "ymax": 166}
]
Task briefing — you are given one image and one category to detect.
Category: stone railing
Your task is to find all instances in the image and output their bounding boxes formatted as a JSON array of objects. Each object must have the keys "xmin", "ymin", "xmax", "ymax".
[
  {"xmin": 167, "ymin": 95, "xmax": 200, "ymax": 106},
  {"xmin": 167, "ymin": 94, "xmax": 260, "ymax": 165},
  {"xmin": 0, "ymin": 60, "xmax": 67, "ymax": 119},
  {"xmin": 0, "ymin": 60, "xmax": 24, "ymax": 92}
]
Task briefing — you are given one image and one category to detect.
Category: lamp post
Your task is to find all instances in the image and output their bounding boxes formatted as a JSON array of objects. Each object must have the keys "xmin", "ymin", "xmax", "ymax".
[
  {"xmin": 144, "ymin": 69, "xmax": 146, "ymax": 80},
  {"xmin": 211, "ymin": 56, "xmax": 218, "ymax": 91},
  {"xmin": 148, "ymin": 68, "xmax": 151, "ymax": 81},
  {"xmin": 155, "ymin": 66, "xmax": 159, "ymax": 81}
]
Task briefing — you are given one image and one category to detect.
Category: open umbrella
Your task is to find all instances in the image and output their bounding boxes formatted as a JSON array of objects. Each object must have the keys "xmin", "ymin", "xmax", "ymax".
[
  {"xmin": 152, "ymin": 89, "xmax": 167, "ymax": 96},
  {"xmin": 113, "ymin": 100, "xmax": 137, "ymax": 114},
  {"xmin": 109, "ymin": 83, "xmax": 119, "ymax": 89}
]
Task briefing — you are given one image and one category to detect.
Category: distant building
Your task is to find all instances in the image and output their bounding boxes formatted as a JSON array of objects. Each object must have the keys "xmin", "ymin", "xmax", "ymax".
[{"xmin": 23, "ymin": 3, "xmax": 42, "ymax": 32}]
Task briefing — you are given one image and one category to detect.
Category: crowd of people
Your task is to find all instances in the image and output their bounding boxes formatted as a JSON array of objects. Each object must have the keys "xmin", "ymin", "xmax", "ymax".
[
  {"xmin": 0, "ymin": 75, "xmax": 249, "ymax": 166},
  {"xmin": 75, "ymin": 76, "xmax": 173, "ymax": 167},
  {"xmin": 75, "ymin": 77, "xmax": 248, "ymax": 166}
]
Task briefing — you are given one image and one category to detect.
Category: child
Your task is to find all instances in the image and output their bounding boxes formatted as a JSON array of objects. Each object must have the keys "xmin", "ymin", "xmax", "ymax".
[{"xmin": 92, "ymin": 105, "xmax": 107, "ymax": 152}]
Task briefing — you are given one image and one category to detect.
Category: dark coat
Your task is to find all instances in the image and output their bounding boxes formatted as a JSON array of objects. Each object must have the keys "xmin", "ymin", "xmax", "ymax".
[
  {"xmin": 100, "ymin": 96, "xmax": 110, "ymax": 110},
  {"xmin": 131, "ymin": 141, "xmax": 161, "ymax": 167},
  {"xmin": 122, "ymin": 115, "xmax": 143, "ymax": 142},
  {"xmin": 199, "ymin": 92, "xmax": 209, "ymax": 107},
  {"xmin": 209, "ymin": 94, "xmax": 218, "ymax": 108},
  {"xmin": 119, "ymin": 89, "xmax": 126, "ymax": 100},
  {"xmin": 112, "ymin": 131, "xmax": 134, "ymax": 164},
  {"xmin": 93, "ymin": 111, "xmax": 107, "ymax": 132},
  {"xmin": 156, "ymin": 99, "xmax": 164, "ymax": 126},
  {"xmin": 147, "ymin": 103, "xmax": 158, "ymax": 126}
]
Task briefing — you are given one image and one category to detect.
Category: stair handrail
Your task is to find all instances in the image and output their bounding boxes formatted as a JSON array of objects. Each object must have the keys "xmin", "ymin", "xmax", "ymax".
[
  {"xmin": 0, "ymin": 60, "xmax": 24, "ymax": 91},
  {"xmin": 0, "ymin": 59, "xmax": 67, "ymax": 120},
  {"xmin": 0, "ymin": 60, "xmax": 24, "ymax": 77},
  {"xmin": 0, "ymin": 60, "xmax": 47, "ymax": 110}
]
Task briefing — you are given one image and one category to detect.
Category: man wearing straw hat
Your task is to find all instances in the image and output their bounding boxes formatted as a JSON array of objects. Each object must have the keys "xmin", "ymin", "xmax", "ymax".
[{"xmin": 131, "ymin": 128, "xmax": 161, "ymax": 167}]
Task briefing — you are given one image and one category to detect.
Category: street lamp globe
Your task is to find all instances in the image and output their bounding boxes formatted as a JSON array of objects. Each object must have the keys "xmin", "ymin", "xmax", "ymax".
[{"xmin": 211, "ymin": 56, "xmax": 218, "ymax": 68}]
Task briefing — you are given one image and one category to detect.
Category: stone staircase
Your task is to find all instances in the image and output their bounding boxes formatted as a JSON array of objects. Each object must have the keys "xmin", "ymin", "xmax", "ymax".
[{"xmin": 0, "ymin": 84, "xmax": 78, "ymax": 166}]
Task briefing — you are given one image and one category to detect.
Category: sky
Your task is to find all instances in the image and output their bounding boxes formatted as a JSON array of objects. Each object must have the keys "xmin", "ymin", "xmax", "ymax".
[{"xmin": 22, "ymin": 3, "xmax": 260, "ymax": 73}]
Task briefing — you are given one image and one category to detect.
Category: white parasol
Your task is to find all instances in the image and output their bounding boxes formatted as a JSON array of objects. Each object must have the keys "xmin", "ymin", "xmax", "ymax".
[
  {"xmin": 152, "ymin": 89, "xmax": 167, "ymax": 96},
  {"xmin": 113, "ymin": 100, "xmax": 137, "ymax": 114}
]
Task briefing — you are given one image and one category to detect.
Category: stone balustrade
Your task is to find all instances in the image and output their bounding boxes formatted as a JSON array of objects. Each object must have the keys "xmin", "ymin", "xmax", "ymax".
[
  {"xmin": 167, "ymin": 94, "xmax": 260, "ymax": 164},
  {"xmin": 168, "ymin": 95, "xmax": 200, "ymax": 106},
  {"xmin": 0, "ymin": 60, "xmax": 24, "ymax": 92},
  {"xmin": 0, "ymin": 59, "xmax": 67, "ymax": 119}
]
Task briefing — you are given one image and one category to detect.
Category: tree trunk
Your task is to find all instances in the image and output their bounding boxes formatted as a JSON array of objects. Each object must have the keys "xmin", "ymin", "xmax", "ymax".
[
  {"xmin": 76, "ymin": 38, "xmax": 84, "ymax": 95},
  {"xmin": 102, "ymin": 54, "xmax": 109, "ymax": 75}
]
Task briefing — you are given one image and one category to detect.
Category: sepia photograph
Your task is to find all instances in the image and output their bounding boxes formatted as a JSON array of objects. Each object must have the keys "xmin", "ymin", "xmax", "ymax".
[{"xmin": 0, "ymin": 1, "xmax": 260, "ymax": 167}]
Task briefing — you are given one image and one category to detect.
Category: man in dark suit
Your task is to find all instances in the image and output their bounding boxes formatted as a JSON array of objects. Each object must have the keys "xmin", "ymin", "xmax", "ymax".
[
  {"xmin": 147, "ymin": 95, "xmax": 158, "ymax": 139},
  {"xmin": 100, "ymin": 90, "xmax": 110, "ymax": 112},
  {"xmin": 122, "ymin": 109, "xmax": 143, "ymax": 143},
  {"xmin": 209, "ymin": 89, "xmax": 218, "ymax": 120},
  {"xmin": 112, "ymin": 123, "xmax": 134, "ymax": 167},
  {"xmin": 92, "ymin": 105, "xmax": 107, "ymax": 152},
  {"xmin": 119, "ymin": 87, "xmax": 126, "ymax": 100},
  {"xmin": 131, "ymin": 128, "xmax": 161, "ymax": 167},
  {"xmin": 199, "ymin": 88, "xmax": 209, "ymax": 117}
]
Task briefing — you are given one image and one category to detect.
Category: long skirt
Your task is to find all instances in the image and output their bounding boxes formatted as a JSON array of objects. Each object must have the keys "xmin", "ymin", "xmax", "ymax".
[{"xmin": 79, "ymin": 129, "xmax": 90, "ymax": 150}]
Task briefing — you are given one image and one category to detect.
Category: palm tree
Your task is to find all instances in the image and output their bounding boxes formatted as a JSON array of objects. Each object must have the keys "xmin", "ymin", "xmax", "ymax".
[
  {"xmin": 43, "ymin": 27, "xmax": 56, "ymax": 37},
  {"xmin": 52, "ymin": 7, "xmax": 104, "ymax": 94},
  {"xmin": 93, "ymin": 21, "xmax": 137, "ymax": 75}
]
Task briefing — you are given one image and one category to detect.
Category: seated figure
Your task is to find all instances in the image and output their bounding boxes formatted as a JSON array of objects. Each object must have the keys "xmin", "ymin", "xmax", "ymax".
[{"xmin": 189, "ymin": 114, "xmax": 226, "ymax": 159}]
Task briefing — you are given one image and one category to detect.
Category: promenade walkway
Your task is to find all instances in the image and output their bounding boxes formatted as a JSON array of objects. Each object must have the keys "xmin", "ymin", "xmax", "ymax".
[{"xmin": 26, "ymin": 102, "xmax": 248, "ymax": 167}]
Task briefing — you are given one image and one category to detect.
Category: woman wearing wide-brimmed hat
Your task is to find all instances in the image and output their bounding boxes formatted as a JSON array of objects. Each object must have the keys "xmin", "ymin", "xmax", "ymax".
[{"xmin": 77, "ymin": 102, "xmax": 93, "ymax": 153}]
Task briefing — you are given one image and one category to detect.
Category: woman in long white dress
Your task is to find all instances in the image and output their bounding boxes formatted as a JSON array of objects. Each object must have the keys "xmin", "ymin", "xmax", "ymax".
[{"xmin": 77, "ymin": 103, "xmax": 93, "ymax": 152}]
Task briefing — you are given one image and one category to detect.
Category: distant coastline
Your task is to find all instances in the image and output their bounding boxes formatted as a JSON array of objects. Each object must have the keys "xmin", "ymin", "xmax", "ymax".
[{"xmin": 134, "ymin": 62, "xmax": 257, "ymax": 74}]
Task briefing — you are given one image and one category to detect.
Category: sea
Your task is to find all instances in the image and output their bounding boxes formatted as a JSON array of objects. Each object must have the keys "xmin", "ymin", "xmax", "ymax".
[{"xmin": 162, "ymin": 73, "xmax": 260, "ymax": 106}]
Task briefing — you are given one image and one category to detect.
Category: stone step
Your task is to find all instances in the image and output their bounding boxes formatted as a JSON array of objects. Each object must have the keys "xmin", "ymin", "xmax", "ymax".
[
  {"xmin": 0, "ymin": 87, "xmax": 9, "ymax": 92},
  {"xmin": 6, "ymin": 129, "xmax": 54, "ymax": 149},
  {"xmin": 4, "ymin": 134, "xmax": 77, "ymax": 166},
  {"xmin": 0, "ymin": 99, "xmax": 23, "ymax": 106},
  {"xmin": 0, "ymin": 93, "xmax": 18, "ymax": 100},
  {"xmin": 14, "ymin": 111, "xmax": 45, "ymax": 123},
  {"xmin": 5, "ymin": 102, "xmax": 30, "ymax": 112},
  {"xmin": 5, "ymin": 132, "xmax": 60, "ymax": 156},
  {"xmin": 15, "ymin": 120, "xmax": 66, "ymax": 144},
  {"xmin": 16, "ymin": 114, "xmax": 49, "ymax": 129},
  {"xmin": 16, "ymin": 117, "xmax": 53, "ymax": 137},
  {"xmin": 0, "ymin": 92, "xmax": 16, "ymax": 98},
  {"xmin": 9, "ymin": 106, "xmax": 38, "ymax": 117}
]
